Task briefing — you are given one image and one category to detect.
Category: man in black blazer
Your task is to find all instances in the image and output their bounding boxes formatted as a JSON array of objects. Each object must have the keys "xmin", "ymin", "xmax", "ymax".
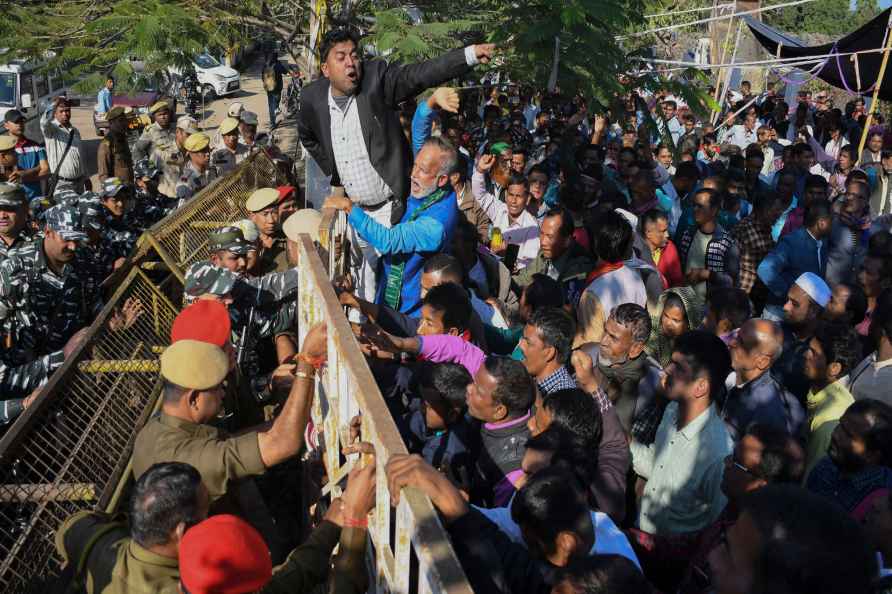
[{"xmin": 297, "ymin": 28, "xmax": 493, "ymax": 307}]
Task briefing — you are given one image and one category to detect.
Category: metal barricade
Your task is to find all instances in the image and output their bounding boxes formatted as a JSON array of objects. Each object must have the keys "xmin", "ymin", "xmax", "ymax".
[
  {"xmin": 0, "ymin": 268, "xmax": 179, "ymax": 593},
  {"xmin": 296, "ymin": 233, "xmax": 473, "ymax": 594},
  {"xmin": 133, "ymin": 150, "xmax": 288, "ymax": 281}
]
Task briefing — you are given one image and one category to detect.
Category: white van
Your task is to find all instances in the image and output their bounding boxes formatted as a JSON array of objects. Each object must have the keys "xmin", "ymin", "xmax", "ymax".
[{"xmin": 0, "ymin": 54, "xmax": 71, "ymax": 141}]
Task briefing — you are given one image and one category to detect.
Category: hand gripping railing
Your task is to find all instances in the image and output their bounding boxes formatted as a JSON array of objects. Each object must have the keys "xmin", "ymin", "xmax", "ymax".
[{"xmin": 295, "ymin": 233, "xmax": 473, "ymax": 594}]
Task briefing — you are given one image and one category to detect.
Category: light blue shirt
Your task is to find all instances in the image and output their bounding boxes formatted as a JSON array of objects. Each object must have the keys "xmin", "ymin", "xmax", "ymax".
[
  {"xmin": 631, "ymin": 402, "xmax": 732, "ymax": 535},
  {"xmin": 96, "ymin": 87, "xmax": 112, "ymax": 114},
  {"xmin": 771, "ymin": 195, "xmax": 798, "ymax": 242},
  {"xmin": 474, "ymin": 502, "xmax": 641, "ymax": 570}
]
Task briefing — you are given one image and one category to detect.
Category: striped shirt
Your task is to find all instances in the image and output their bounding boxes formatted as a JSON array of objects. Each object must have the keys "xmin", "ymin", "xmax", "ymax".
[{"xmin": 41, "ymin": 108, "xmax": 86, "ymax": 181}]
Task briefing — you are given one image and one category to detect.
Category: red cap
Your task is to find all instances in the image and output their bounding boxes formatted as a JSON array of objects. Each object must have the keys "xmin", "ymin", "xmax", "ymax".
[
  {"xmin": 170, "ymin": 300, "xmax": 231, "ymax": 347},
  {"xmin": 179, "ymin": 515, "xmax": 272, "ymax": 594},
  {"xmin": 276, "ymin": 185, "xmax": 296, "ymax": 203}
]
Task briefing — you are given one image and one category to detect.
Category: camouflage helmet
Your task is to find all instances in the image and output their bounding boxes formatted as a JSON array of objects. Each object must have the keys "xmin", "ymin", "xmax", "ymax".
[
  {"xmin": 44, "ymin": 204, "xmax": 89, "ymax": 242},
  {"xmin": 100, "ymin": 177, "xmax": 128, "ymax": 200},
  {"xmin": 184, "ymin": 261, "xmax": 238, "ymax": 298},
  {"xmin": 52, "ymin": 188, "xmax": 80, "ymax": 208},
  {"xmin": 134, "ymin": 158, "xmax": 161, "ymax": 181},
  {"xmin": 29, "ymin": 196, "xmax": 53, "ymax": 223},
  {"xmin": 0, "ymin": 182, "xmax": 25, "ymax": 208},
  {"xmin": 78, "ymin": 194, "xmax": 104, "ymax": 232},
  {"xmin": 208, "ymin": 225, "xmax": 252, "ymax": 256}
]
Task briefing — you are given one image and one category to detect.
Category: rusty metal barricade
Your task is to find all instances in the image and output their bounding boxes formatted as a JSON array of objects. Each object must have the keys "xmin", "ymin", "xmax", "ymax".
[
  {"xmin": 0, "ymin": 267, "xmax": 179, "ymax": 593},
  {"xmin": 295, "ymin": 232, "xmax": 473, "ymax": 594},
  {"xmin": 132, "ymin": 150, "xmax": 288, "ymax": 282}
]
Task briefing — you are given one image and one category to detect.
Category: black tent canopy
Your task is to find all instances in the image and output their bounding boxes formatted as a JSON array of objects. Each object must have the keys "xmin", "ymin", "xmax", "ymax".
[{"xmin": 745, "ymin": 8, "xmax": 892, "ymax": 100}]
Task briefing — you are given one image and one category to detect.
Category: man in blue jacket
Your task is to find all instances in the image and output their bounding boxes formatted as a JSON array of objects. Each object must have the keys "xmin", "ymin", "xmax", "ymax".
[
  {"xmin": 757, "ymin": 199, "xmax": 832, "ymax": 321},
  {"xmin": 324, "ymin": 138, "xmax": 459, "ymax": 315}
]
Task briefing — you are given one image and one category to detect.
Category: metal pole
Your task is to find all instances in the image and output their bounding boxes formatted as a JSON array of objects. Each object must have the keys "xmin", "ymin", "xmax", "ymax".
[{"xmin": 858, "ymin": 12, "xmax": 892, "ymax": 158}]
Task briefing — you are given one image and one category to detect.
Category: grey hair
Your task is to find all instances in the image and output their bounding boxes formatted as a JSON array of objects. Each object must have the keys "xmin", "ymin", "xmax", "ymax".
[
  {"xmin": 609, "ymin": 303, "xmax": 652, "ymax": 344},
  {"xmin": 422, "ymin": 137, "xmax": 458, "ymax": 178}
]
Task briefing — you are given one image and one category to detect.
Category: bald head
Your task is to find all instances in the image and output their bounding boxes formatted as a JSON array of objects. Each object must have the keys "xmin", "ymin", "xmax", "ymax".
[{"xmin": 730, "ymin": 319, "xmax": 784, "ymax": 381}]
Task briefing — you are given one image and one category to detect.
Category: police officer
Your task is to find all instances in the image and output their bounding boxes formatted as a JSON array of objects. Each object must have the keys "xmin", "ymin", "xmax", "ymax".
[
  {"xmin": 131, "ymin": 329, "xmax": 322, "ymax": 507},
  {"xmin": 246, "ymin": 188, "xmax": 289, "ymax": 274},
  {"xmin": 175, "ymin": 132, "xmax": 216, "ymax": 207},
  {"xmin": 0, "ymin": 183, "xmax": 33, "ymax": 260},
  {"xmin": 210, "ymin": 117, "xmax": 249, "ymax": 176},
  {"xmin": 98, "ymin": 177, "xmax": 139, "ymax": 255},
  {"xmin": 75, "ymin": 194, "xmax": 119, "ymax": 313},
  {"xmin": 0, "ymin": 204, "xmax": 92, "ymax": 367},
  {"xmin": 132, "ymin": 100, "xmax": 176, "ymax": 163},
  {"xmin": 55, "ymin": 461, "xmax": 209, "ymax": 594},
  {"xmin": 239, "ymin": 110, "xmax": 261, "ymax": 152},
  {"xmin": 154, "ymin": 115, "xmax": 197, "ymax": 199},
  {"xmin": 96, "ymin": 106, "xmax": 134, "ymax": 184},
  {"xmin": 131, "ymin": 158, "xmax": 172, "ymax": 229}
]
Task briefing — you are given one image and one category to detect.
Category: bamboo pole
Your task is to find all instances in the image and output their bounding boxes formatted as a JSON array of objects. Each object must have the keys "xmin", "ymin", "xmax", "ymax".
[{"xmin": 858, "ymin": 12, "xmax": 892, "ymax": 158}]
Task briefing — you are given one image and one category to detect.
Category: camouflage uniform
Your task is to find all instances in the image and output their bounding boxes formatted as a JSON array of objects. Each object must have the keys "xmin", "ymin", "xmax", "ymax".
[
  {"xmin": 0, "ymin": 205, "xmax": 91, "ymax": 368},
  {"xmin": 211, "ymin": 143, "xmax": 250, "ymax": 177},
  {"xmin": 129, "ymin": 159, "xmax": 173, "ymax": 230},
  {"xmin": 175, "ymin": 161, "xmax": 217, "ymax": 208},
  {"xmin": 184, "ymin": 227, "xmax": 297, "ymax": 405},
  {"xmin": 76, "ymin": 197, "xmax": 121, "ymax": 313},
  {"xmin": 97, "ymin": 178, "xmax": 139, "ymax": 256},
  {"xmin": 0, "ymin": 183, "xmax": 34, "ymax": 261}
]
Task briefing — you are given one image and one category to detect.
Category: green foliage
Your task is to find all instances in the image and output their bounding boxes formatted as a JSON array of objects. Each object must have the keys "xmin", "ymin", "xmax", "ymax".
[
  {"xmin": 366, "ymin": 7, "xmax": 480, "ymax": 61},
  {"xmin": 764, "ymin": 0, "xmax": 880, "ymax": 37}
]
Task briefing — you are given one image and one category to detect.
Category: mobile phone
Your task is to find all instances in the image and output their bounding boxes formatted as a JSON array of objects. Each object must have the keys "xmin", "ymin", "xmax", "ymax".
[{"xmin": 504, "ymin": 243, "xmax": 520, "ymax": 271}]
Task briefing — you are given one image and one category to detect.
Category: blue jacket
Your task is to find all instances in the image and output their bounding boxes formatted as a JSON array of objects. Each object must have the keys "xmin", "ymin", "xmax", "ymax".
[
  {"xmin": 718, "ymin": 372, "xmax": 805, "ymax": 441},
  {"xmin": 349, "ymin": 189, "xmax": 458, "ymax": 314},
  {"xmin": 411, "ymin": 101, "xmax": 435, "ymax": 156},
  {"xmin": 757, "ymin": 227, "xmax": 827, "ymax": 305}
]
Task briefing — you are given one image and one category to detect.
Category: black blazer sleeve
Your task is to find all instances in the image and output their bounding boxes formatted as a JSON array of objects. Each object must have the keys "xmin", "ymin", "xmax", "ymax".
[
  {"xmin": 380, "ymin": 47, "xmax": 473, "ymax": 108},
  {"xmin": 296, "ymin": 87, "xmax": 341, "ymax": 186}
]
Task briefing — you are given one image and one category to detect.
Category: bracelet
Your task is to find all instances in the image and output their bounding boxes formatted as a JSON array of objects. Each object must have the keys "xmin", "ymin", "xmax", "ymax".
[
  {"xmin": 297, "ymin": 353, "xmax": 326, "ymax": 370},
  {"xmin": 343, "ymin": 516, "xmax": 368, "ymax": 529},
  {"xmin": 295, "ymin": 370, "xmax": 314, "ymax": 381}
]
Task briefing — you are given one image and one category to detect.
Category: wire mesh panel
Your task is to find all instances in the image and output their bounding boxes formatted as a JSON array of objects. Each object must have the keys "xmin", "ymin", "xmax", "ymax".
[
  {"xmin": 296, "ymin": 235, "xmax": 473, "ymax": 594},
  {"xmin": 141, "ymin": 151, "xmax": 287, "ymax": 280},
  {"xmin": 0, "ymin": 268, "xmax": 179, "ymax": 593}
]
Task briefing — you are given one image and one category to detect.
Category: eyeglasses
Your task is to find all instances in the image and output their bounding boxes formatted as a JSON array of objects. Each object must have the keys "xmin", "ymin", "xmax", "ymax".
[{"xmin": 725, "ymin": 454, "xmax": 758, "ymax": 476}]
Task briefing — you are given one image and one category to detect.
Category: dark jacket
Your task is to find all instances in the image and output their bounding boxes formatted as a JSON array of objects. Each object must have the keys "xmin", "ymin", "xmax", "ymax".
[
  {"xmin": 297, "ymin": 48, "xmax": 472, "ymax": 203},
  {"xmin": 473, "ymin": 414, "xmax": 530, "ymax": 507},
  {"xmin": 718, "ymin": 371, "xmax": 805, "ymax": 441}
]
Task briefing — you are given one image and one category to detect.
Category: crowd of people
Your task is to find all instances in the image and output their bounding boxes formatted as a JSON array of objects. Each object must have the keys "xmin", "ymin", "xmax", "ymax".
[{"xmin": 10, "ymin": 24, "xmax": 892, "ymax": 594}]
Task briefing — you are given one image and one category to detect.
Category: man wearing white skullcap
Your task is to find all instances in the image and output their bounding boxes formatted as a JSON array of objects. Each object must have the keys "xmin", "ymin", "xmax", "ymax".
[{"xmin": 771, "ymin": 271, "xmax": 831, "ymax": 402}]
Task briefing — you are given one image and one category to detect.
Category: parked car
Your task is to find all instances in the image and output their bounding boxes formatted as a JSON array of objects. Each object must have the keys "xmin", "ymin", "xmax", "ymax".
[{"xmin": 168, "ymin": 53, "xmax": 240, "ymax": 100}]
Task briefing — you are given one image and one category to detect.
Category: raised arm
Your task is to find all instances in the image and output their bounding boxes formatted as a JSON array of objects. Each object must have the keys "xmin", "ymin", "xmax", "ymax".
[{"xmin": 380, "ymin": 45, "xmax": 494, "ymax": 107}]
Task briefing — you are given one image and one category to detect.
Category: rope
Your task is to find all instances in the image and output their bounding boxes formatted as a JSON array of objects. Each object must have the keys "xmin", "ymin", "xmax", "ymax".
[
  {"xmin": 634, "ymin": 47, "xmax": 892, "ymax": 70},
  {"xmin": 619, "ymin": 0, "xmax": 820, "ymax": 39},
  {"xmin": 645, "ymin": 3, "xmax": 733, "ymax": 19}
]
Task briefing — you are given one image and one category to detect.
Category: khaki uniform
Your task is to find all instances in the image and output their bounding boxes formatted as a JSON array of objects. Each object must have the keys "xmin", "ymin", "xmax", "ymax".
[
  {"xmin": 55, "ymin": 508, "xmax": 355, "ymax": 594},
  {"xmin": 257, "ymin": 237, "xmax": 290, "ymax": 274},
  {"xmin": 174, "ymin": 161, "xmax": 217, "ymax": 208},
  {"xmin": 211, "ymin": 143, "xmax": 250, "ymax": 176},
  {"xmin": 132, "ymin": 412, "xmax": 265, "ymax": 502},
  {"xmin": 134, "ymin": 123, "xmax": 182, "ymax": 197},
  {"xmin": 54, "ymin": 511, "xmax": 179, "ymax": 594},
  {"xmin": 96, "ymin": 135, "xmax": 133, "ymax": 184}
]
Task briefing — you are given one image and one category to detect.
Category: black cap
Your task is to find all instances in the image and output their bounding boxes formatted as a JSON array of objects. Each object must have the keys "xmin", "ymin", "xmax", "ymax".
[{"xmin": 4, "ymin": 110, "xmax": 25, "ymax": 124}]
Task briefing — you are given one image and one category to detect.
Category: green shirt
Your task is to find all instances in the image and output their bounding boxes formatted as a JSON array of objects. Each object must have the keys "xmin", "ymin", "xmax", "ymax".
[{"xmin": 804, "ymin": 379, "xmax": 854, "ymax": 481}]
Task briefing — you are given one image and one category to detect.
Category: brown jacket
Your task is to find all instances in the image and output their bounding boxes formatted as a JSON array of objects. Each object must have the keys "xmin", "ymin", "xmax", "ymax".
[{"xmin": 96, "ymin": 134, "xmax": 133, "ymax": 184}]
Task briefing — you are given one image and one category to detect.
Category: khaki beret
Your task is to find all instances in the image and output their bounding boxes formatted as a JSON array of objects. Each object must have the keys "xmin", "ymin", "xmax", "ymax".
[
  {"xmin": 160, "ymin": 339, "xmax": 229, "ymax": 390},
  {"xmin": 282, "ymin": 209, "xmax": 321, "ymax": 243},
  {"xmin": 0, "ymin": 135, "xmax": 16, "ymax": 152},
  {"xmin": 245, "ymin": 187, "xmax": 279, "ymax": 213},
  {"xmin": 184, "ymin": 132, "xmax": 211, "ymax": 153},
  {"xmin": 149, "ymin": 100, "xmax": 171, "ymax": 114},
  {"xmin": 105, "ymin": 105, "xmax": 126, "ymax": 121},
  {"xmin": 219, "ymin": 117, "xmax": 240, "ymax": 136}
]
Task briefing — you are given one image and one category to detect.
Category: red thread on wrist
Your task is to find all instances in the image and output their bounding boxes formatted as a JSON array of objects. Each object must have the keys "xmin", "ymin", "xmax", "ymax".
[
  {"xmin": 297, "ymin": 353, "xmax": 326, "ymax": 370},
  {"xmin": 343, "ymin": 516, "xmax": 368, "ymax": 528}
]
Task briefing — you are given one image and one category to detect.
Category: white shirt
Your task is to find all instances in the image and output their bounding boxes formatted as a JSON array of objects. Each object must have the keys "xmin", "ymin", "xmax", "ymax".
[
  {"xmin": 474, "ymin": 503, "xmax": 641, "ymax": 570},
  {"xmin": 40, "ymin": 109, "xmax": 85, "ymax": 180},
  {"xmin": 328, "ymin": 90, "xmax": 393, "ymax": 206},
  {"xmin": 471, "ymin": 169, "xmax": 540, "ymax": 268},
  {"xmin": 724, "ymin": 124, "xmax": 758, "ymax": 150}
]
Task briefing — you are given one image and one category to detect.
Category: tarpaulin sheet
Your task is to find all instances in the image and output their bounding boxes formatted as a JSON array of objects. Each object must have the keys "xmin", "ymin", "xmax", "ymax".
[{"xmin": 745, "ymin": 8, "xmax": 892, "ymax": 99}]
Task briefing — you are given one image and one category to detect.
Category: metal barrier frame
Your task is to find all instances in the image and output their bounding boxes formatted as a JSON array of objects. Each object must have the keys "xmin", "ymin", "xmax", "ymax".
[
  {"xmin": 0, "ymin": 267, "xmax": 178, "ymax": 592},
  {"xmin": 296, "ymin": 235, "xmax": 473, "ymax": 594}
]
